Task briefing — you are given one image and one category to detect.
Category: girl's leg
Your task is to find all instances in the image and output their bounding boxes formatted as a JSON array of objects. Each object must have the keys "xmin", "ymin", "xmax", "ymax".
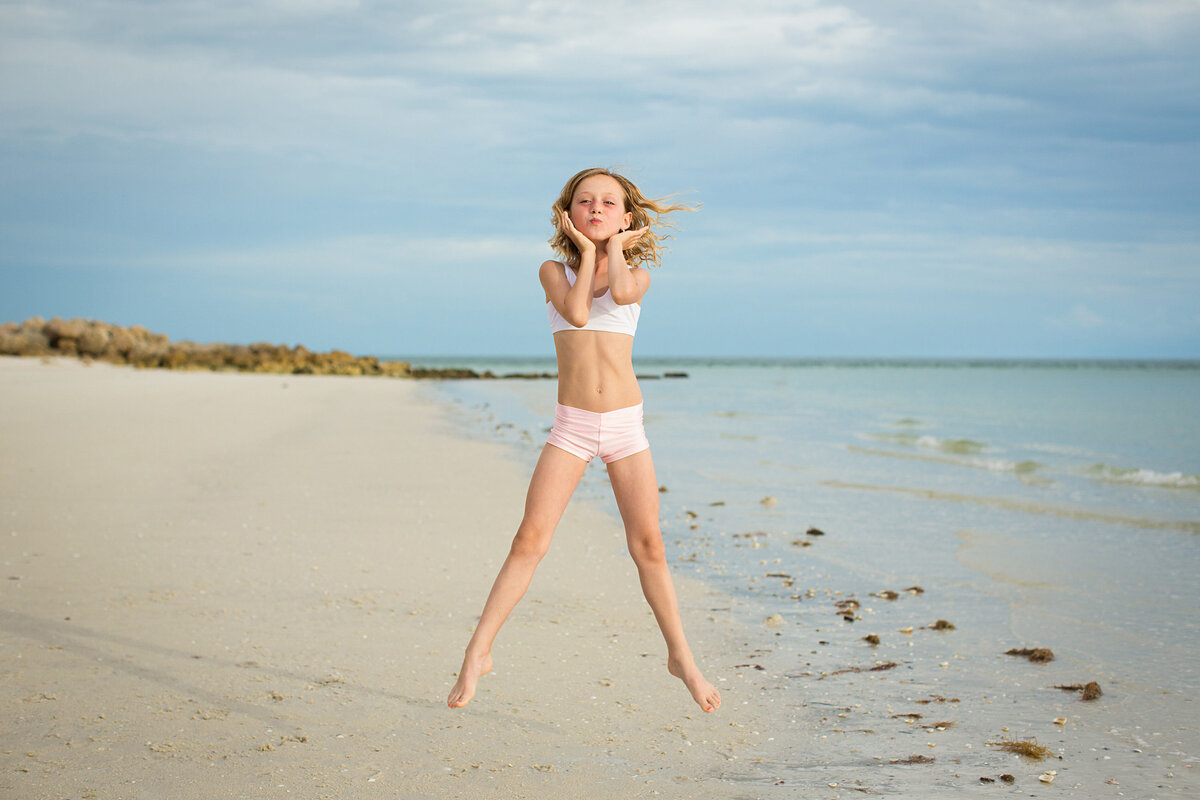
[
  {"xmin": 605, "ymin": 449, "xmax": 721, "ymax": 713},
  {"xmin": 447, "ymin": 444, "xmax": 587, "ymax": 708}
]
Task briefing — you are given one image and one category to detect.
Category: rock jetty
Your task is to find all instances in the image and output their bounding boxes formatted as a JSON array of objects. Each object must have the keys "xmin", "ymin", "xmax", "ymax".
[{"xmin": 1, "ymin": 317, "xmax": 413, "ymax": 378}]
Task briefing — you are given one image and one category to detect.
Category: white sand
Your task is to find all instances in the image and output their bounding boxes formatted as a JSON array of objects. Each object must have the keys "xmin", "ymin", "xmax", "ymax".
[{"xmin": 0, "ymin": 358, "xmax": 756, "ymax": 799}]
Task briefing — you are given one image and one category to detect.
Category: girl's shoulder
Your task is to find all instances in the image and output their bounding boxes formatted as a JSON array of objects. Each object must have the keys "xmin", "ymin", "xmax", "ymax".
[
  {"xmin": 539, "ymin": 259, "xmax": 571, "ymax": 280},
  {"xmin": 540, "ymin": 260, "xmax": 570, "ymax": 292}
]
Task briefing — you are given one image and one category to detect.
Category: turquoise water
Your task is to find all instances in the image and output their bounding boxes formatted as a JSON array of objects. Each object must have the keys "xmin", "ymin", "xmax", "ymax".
[
  {"xmin": 417, "ymin": 358, "xmax": 1200, "ymax": 787},
  {"xmin": 414, "ymin": 357, "xmax": 1200, "ymax": 519},
  {"xmin": 418, "ymin": 356, "xmax": 1200, "ymax": 640}
]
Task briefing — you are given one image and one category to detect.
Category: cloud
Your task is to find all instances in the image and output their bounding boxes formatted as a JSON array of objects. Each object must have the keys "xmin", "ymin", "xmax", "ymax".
[
  {"xmin": 18, "ymin": 233, "xmax": 544, "ymax": 276},
  {"xmin": 4, "ymin": 0, "xmax": 1196, "ymax": 162},
  {"xmin": 2, "ymin": 0, "xmax": 1197, "ymax": 357}
]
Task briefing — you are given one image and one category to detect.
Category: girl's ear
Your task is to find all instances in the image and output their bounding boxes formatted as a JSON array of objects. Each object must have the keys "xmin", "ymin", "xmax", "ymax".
[{"xmin": 623, "ymin": 210, "xmax": 633, "ymax": 229}]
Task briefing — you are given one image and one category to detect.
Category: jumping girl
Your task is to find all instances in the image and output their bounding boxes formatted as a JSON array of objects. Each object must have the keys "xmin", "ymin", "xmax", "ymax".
[{"xmin": 447, "ymin": 168, "xmax": 721, "ymax": 714}]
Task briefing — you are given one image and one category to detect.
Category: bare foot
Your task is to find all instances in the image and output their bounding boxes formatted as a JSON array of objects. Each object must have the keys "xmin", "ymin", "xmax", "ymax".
[
  {"xmin": 668, "ymin": 655, "xmax": 721, "ymax": 713},
  {"xmin": 447, "ymin": 651, "xmax": 492, "ymax": 709}
]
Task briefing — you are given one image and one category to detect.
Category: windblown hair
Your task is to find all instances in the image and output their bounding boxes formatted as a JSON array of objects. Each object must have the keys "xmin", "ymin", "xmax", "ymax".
[{"xmin": 549, "ymin": 167, "xmax": 696, "ymax": 269}]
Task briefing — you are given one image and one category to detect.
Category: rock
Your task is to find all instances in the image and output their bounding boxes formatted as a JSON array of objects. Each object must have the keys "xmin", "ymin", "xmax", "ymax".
[
  {"xmin": 129, "ymin": 343, "xmax": 166, "ymax": 368},
  {"xmin": 43, "ymin": 317, "xmax": 87, "ymax": 345},
  {"xmin": 0, "ymin": 328, "xmax": 51, "ymax": 355},
  {"xmin": 77, "ymin": 323, "xmax": 111, "ymax": 357},
  {"xmin": 108, "ymin": 327, "xmax": 138, "ymax": 357},
  {"xmin": 1, "ymin": 316, "xmax": 415, "ymax": 378},
  {"xmin": 19, "ymin": 316, "xmax": 46, "ymax": 334}
]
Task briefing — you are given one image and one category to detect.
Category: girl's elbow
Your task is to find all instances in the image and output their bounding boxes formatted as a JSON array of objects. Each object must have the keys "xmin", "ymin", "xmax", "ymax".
[
  {"xmin": 610, "ymin": 288, "xmax": 640, "ymax": 305},
  {"xmin": 563, "ymin": 310, "xmax": 590, "ymax": 327}
]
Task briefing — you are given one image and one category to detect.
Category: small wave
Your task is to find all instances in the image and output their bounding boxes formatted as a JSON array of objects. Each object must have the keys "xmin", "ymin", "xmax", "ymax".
[
  {"xmin": 921, "ymin": 436, "xmax": 987, "ymax": 455},
  {"xmin": 1087, "ymin": 464, "xmax": 1200, "ymax": 491},
  {"xmin": 868, "ymin": 432, "xmax": 987, "ymax": 455},
  {"xmin": 822, "ymin": 480, "xmax": 1200, "ymax": 534},
  {"xmin": 868, "ymin": 432, "xmax": 920, "ymax": 446},
  {"xmin": 849, "ymin": 445, "xmax": 1041, "ymax": 476},
  {"xmin": 1025, "ymin": 442, "xmax": 1104, "ymax": 459},
  {"xmin": 970, "ymin": 457, "xmax": 1041, "ymax": 475}
]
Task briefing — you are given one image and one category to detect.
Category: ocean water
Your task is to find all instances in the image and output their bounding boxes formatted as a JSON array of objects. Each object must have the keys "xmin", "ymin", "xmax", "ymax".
[{"xmin": 415, "ymin": 357, "xmax": 1200, "ymax": 789}]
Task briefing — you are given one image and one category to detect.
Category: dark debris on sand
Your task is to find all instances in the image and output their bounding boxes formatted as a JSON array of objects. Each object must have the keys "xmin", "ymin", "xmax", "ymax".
[
  {"xmin": 987, "ymin": 737, "xmax": 1057, "ymax": 760},
  {"xmin": 1006, "ymin": 647, "xmax": 1054, "ymax": 663},
  {"xmin": 980, "ymin": 774, "xmax": 1017, "ymax": 784},
  {"xmin": 823, "ymin": 661, "xmax": 900, "ymax": 678},
  {"xmin": 1054, "ymin": 681, "xmax": 1103, "ymax": 701},
  {"xmin": 889, "ymin": 755, "xmax": 935, "ymax": 764}
]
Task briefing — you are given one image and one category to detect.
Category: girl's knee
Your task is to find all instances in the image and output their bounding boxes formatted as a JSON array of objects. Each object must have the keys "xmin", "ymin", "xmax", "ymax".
[
  {"xmin": 510, "ymin": 521, "xmax": 553, "ymax": 561},
  {"xmin": 628, "ymin": 532, "xmax": 666, "ymax": 566}
]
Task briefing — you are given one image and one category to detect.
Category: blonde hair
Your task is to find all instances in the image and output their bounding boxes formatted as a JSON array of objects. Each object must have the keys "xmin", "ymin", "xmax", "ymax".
[{"xmin": 549, "ymin": 167, "xmax": 695, "ymax": 269}]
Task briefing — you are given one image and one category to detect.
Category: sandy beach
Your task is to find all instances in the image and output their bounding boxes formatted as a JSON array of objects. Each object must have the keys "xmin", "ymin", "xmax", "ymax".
[
  {"xmin": 0, "ymin": 358, "xmax": 758, "ymax": 799},
  {"xmin": 3, "ymin": 357, "xmax": 1197, "ymax": 799}
]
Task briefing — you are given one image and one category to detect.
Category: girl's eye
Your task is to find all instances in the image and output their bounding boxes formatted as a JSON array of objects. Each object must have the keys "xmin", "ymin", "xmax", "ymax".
[{"xmin": 604, "ymin": 201, "xmax": 615, "ymax": 205}]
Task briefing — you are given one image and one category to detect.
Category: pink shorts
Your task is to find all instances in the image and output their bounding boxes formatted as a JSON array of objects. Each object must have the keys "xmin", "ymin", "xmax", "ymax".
[{"xmin": 546, "ymin": 403, "xmax": 650, "ymax": 464}]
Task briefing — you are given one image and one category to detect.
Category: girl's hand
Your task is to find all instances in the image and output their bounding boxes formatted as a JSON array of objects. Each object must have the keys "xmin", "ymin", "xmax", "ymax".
[
  {"xmin": 608, "ymin": 226, "xmax": 650, "ymax": 253},
  {"xmin": 559, "ymin": 211, "xmax": 596, "ymax": 253}
]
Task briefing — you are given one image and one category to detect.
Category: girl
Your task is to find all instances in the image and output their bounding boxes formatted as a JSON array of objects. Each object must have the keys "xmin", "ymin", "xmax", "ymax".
[{"xmin": 447, "ymin": 168, "xmax": 721, "ymax": 714}]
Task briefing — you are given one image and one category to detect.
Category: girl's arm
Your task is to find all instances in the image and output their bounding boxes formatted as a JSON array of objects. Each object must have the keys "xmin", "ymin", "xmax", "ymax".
[
  {"xmin": 605, "ymin": 228, "xmax": 652, "ymax": 306},
  {"xmin": 541, "ymin": 213, "xmax": 597, "ymax": 327}
]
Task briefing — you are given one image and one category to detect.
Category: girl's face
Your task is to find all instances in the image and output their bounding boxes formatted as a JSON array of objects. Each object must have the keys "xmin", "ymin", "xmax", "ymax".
[{"xmin": 569, "ymin": 174, "xmax": 633, "ymax": 243}]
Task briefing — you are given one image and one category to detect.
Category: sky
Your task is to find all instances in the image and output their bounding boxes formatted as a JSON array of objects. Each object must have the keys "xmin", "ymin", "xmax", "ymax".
[{"xmin": 2, "ymin": 0, "xmax": 1198, "ymax": 359}]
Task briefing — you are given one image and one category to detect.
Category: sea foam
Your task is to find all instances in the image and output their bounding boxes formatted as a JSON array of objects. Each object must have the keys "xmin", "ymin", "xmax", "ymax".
[{"xmin": 1086, "ymin": 464, "xmax": 1200, "ymax": 491}]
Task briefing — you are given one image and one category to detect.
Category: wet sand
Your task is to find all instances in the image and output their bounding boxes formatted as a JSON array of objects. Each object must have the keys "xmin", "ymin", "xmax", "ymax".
[{"xmin": 2, "ymin": 357, "xmax": 1196, "ymax": 799}]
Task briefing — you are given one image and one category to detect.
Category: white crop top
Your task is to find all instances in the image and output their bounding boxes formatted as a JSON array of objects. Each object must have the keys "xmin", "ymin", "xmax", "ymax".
[{"xmin": 546, "ymin": 264, "xmax": 640, "ymax": 337}]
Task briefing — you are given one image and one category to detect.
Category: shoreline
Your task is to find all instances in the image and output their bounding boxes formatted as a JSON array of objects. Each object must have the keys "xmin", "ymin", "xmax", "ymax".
[
  {"xmin": 0, "ymin": 317, "xmax": 685, "ymax": 380},
  {"xmin": 427, "ymin": 366, "xmax": 1200, "ymax": 798}
]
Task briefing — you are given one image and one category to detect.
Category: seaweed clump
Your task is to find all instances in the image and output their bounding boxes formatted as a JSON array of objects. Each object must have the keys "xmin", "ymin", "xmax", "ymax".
[
  {"xmin": 980, "ymin": 774, "xmax": 1016, "ymax": 784},
  {"xmin": 988, "ymin": 737, "xmax": 1054, "ymax": 760},
  {"xmin": 1006, "ymin": 647, "xmax": 1054, "ymax": 663},
  {"xmin": 834, "ymin": 598, "xmax": 860, "ymax": 621},
  {"xmin": 825, "ymin": 661, "xmax": 899, "ymax": 677},
  {"xmin": 1054, "ymin": 681, "xmax": 1103, "ymax": 701}
]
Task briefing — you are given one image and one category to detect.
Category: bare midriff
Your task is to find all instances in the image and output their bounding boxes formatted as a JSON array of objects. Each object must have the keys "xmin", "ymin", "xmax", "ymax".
[{"xmin": 553, "ymin": 330, "xmax": 641, "ymax": 412}]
